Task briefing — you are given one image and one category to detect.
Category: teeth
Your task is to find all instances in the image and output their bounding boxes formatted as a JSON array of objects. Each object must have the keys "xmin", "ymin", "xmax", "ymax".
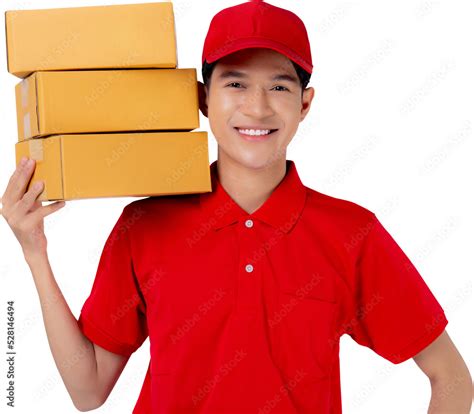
[{"xmin": 238, "ymin": 128, "xmax": 271, "ymax": 136}]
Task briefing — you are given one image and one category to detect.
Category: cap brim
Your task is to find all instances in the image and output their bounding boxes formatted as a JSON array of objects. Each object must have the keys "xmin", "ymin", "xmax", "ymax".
[{"xmin": 205, "ymin": 37, "xmax": 313, "ymax": 74}]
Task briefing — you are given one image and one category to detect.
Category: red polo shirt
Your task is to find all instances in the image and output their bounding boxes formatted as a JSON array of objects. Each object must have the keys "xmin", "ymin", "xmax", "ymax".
[{"xmin": 78, "ymin": 159, "xmax": 448, "ymax": 413}]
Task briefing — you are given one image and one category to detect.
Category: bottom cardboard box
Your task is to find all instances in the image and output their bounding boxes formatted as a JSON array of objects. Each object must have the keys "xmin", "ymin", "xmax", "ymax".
[{"xmin": 15, "ymin": 131, "xmax": 211, "ymax": 201}]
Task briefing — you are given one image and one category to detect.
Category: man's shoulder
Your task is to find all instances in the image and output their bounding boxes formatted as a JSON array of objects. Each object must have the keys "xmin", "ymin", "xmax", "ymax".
[
  {"xmin": 303, "ymin": 185, "xmax": 376, "ymax": 228},
  {"xmin": 114, "ymin": 194, "xmax": 203, "ymax": 241},
  {"xmin": 123, "ymin": 193, "xmax": 201, "ymax": 218}
]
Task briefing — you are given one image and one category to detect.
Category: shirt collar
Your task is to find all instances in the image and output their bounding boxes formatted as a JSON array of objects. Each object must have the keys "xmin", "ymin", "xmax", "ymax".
[{"xmin": 199, "ymin": 159, "xmax": 307, "ymax": 233}]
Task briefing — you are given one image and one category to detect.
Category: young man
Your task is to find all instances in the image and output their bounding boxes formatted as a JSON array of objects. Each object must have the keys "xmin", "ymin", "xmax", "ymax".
[{"xmin": 1, "ymin": 1, "xmax": 471, "ymax": 413}]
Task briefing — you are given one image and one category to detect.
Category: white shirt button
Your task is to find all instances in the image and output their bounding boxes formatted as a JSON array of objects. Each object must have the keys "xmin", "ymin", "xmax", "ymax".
[
  {"xmin": 245, "ymin": 264, "xmax": 254, "ymax": 273},
  {"xmin": 245, "ymin": 219, "xmax": 254, "ymax": 228}
]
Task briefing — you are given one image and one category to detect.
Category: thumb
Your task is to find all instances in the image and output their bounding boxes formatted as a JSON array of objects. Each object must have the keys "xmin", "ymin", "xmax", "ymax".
[{"xmin": 38, "ymin": 200, "xmax": 67, "ymax": 219}]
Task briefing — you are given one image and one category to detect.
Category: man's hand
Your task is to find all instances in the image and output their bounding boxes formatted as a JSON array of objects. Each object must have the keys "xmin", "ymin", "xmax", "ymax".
[{"xmin": 0, "ymin": 156, "xmax": 65, "ymax": 259}]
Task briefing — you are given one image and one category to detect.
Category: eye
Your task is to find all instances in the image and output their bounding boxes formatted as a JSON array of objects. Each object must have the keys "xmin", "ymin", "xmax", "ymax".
[
  {"xmin": 227, "ymin": 82, "xmax": 243, "ymax": 88},
  {"xmin": 272, "ymin": 85, "xmax": 289, "ymax": 92}
]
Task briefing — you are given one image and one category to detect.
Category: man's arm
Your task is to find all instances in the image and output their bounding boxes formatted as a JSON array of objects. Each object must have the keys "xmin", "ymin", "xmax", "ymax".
[
  {"xmin": 26, "ymin": 253, "xmax": 130, "ymax": 411},
  {"xmin": 2, "ymin": 158, "xmax": 131, "ymax": 411},
  {"xmin": 413, "ymin": 329, "xmax": 472, "ymax": 413}
]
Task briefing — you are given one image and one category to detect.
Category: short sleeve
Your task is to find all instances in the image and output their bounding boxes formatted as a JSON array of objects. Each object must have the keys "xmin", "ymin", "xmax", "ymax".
[
  {"xmin": 77, "ymin": 206, "xmax": 148, "ymax": 357},
  {"xmin": 346, "ymin": 214, "xmax": 448, "ymax": 364}
]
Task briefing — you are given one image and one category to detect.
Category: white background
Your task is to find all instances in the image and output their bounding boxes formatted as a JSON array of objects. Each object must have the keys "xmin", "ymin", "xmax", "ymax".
[{"xmin": 0, "ymin": 0, "xmax": 472, "ymax": 413}]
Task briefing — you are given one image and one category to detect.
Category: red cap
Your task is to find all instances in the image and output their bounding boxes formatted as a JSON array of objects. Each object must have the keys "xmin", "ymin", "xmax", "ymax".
[{"xmin": 202, "ymin": 0, "xmax": 313, "ymax": 74}]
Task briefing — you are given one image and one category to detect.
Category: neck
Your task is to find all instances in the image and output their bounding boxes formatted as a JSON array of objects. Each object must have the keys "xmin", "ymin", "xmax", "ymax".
[{"xmin": 215, "ymin": 149, "xmax": 288, "ymax": 215}]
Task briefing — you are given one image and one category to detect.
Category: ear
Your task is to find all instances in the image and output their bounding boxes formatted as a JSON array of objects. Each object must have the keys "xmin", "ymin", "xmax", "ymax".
[
  {"xmin": 198, "ymin": 81, "xmax": 209, "ymax": 118},
  {"xmin": 300, "ymin": 86, "xmax": 315, "ymax": 122}
]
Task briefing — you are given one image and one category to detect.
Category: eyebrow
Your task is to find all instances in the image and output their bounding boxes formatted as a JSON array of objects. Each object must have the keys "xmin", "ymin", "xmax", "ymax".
[{"xmin": 217, "ymin": 70, "xmax": 299, "ymax": 84}]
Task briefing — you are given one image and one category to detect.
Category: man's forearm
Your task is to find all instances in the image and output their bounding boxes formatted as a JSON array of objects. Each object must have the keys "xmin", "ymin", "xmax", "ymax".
[
  {"xmin": 26, "ymin": 253, "xmax": 100, "ymax": 411},
  {"xmin": 428, "ymin": 370, "xmax": 473, "ymax": 413}
]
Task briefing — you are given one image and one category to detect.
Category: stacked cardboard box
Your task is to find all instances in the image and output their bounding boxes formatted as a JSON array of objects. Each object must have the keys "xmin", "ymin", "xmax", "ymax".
[{"xmin": 5, "ymin": 2, "xmax": 211, "ymax": 201}]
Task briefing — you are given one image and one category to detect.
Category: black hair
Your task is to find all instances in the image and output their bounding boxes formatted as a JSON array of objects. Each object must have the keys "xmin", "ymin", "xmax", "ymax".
[{"xmin": 202, "ymin": 58, "xmax": 311, "ymax": 93}]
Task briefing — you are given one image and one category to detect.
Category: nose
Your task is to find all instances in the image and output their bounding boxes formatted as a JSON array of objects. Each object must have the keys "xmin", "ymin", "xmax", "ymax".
[{"xmin": 240, "ymin": 87, "xmax": 275, "ymax": 119}]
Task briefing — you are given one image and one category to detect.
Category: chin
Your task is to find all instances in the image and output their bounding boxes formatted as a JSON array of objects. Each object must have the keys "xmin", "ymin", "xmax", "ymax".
[{"xmin": 221, "ymin": 146, "xmax": 285, "ymax": 171}]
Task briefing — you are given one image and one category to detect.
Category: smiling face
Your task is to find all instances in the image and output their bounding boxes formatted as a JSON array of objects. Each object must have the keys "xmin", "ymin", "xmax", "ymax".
[{"xmin": 198, "ymin": 48, "xmax": 315, "ymax": 170}]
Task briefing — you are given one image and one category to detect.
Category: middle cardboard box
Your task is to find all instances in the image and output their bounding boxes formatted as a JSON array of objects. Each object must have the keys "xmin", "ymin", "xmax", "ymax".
[{"xmin": 16, "ymin": 68, "xmax": 199, "ymax": 141}]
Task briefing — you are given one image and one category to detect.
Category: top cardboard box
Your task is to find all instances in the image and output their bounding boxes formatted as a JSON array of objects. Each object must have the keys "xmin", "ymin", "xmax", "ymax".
[{"xmin": 5, "ymin": 2, "xmax": 177, "ymax": 78}]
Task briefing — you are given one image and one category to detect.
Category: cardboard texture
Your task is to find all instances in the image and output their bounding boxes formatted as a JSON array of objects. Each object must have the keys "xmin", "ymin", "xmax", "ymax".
[
  {"xmin": 5, "ymin": 2, "xmax": 177, "ymax": 78},
  {"xmin": 7, "ymin": 2, "xmax": 211, "ymax": 200},
  {"xmin": 15, "ymin": 131, "xmax": 211, "ymax": 201},
  {"xmin": 15, "ymin": 68, "xmax": 200, "ymax": 141}
]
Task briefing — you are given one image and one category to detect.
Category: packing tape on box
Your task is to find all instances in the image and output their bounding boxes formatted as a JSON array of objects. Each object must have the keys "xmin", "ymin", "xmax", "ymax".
[
  {"xmin": 23, "ymin": 113, "xmax": 31, "ymax": 140},
  {"xmin": 21, "ymin": 79, "xmax": 29, "ymax": 108},
  {"xmin": 28, "ymin": 139, "xmax": 47, "ymax": 199},
  {"xmin": 28, "ymin": 139, "xmax": 43, "ymax": 161}
]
